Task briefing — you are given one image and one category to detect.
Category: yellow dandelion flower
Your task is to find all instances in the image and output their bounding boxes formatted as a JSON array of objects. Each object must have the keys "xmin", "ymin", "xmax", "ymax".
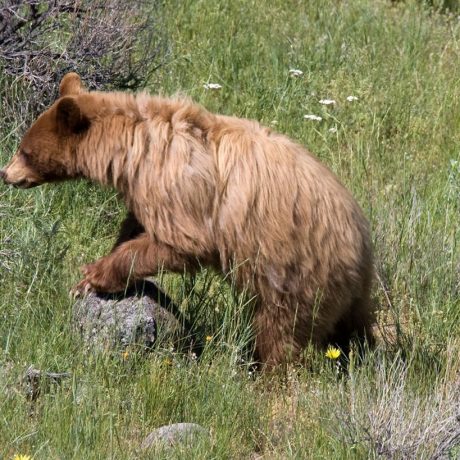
[
  {"xmin": 325, "ymin": 346, "xmax": 341, "ymax": 360},
  {"xmin": 13, "ymin": 455, "xmax": 32, "ymax": 460},
  {"xmin": 122, "ymin": 351, "xmax": 129, "ymax": 360},
  {"xmin": 205, "ymin": 335, "xmax": 213, "ymax": 342}
]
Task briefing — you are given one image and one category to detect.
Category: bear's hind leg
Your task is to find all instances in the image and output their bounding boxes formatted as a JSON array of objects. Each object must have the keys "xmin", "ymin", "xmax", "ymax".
[
  {"xmin": 253, "ymin": 302, "xmax": 317, "ymax": 368},
  {"xmin": 328, "ymin": 297, "xmax": 375, "ymax": 356}
]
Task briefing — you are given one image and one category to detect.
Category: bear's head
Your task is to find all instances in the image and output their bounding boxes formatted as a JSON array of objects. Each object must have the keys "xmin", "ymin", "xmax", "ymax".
[{"xmin": 0, "ymin": 73, "xmax": 91, "ymax": 188}]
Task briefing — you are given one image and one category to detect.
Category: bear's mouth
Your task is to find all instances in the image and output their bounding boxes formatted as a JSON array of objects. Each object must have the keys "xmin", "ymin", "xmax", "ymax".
[
  {"xmin": 0, "ymin": 170, "xmax": 38, "ymax": 188},
  {"xmin": 9, "ymin": 179, "xmax": 41, "ymax": 189}
]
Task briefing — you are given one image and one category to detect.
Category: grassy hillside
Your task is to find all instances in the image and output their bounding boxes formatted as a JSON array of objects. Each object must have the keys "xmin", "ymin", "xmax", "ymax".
[{"xmin": 0, "ymin": 0, "xmax": 459, "ymax": 458}]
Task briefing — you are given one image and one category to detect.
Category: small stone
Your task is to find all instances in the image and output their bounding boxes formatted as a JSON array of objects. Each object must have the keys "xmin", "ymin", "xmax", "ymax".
[
  {"xmin": 23, "ymin": 366, "xmax": 70, "ymax": 400},
  {"xmin": 140, "ymin": 423, "xmax": 208, "ymax": 450}
]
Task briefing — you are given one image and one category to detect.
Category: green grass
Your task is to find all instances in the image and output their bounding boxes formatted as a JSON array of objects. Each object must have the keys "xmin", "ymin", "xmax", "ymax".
[{"xmin": 1, "ymin": 0, "xmax": 459, "ymax": 458}]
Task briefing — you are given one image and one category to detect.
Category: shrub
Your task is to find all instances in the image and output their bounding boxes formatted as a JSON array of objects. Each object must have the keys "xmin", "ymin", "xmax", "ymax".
[{"xmin": 0, "ymin": 0, "xmax": 167, "ymax": 134}]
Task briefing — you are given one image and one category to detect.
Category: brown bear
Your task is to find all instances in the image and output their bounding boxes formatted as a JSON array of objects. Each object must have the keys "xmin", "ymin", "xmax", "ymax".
[{"xmin": 0, "ymin": 72, "xmax": 374, "ymax": 366}]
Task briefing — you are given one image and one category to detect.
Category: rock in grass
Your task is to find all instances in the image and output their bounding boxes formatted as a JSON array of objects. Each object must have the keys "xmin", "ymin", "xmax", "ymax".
[
  {"xmin": 72, "ymin": 280, "xmax": 188, "ymax": 352},
  {"xmin": 140, "ymin": 423, "xmax": 208, "ymax": 450}
]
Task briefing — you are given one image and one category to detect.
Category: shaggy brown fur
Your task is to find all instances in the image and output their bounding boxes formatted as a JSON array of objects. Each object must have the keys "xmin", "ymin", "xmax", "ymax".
[{"xmin": 0, "ymin": 73, "xmax": 375, "ymax": 366}]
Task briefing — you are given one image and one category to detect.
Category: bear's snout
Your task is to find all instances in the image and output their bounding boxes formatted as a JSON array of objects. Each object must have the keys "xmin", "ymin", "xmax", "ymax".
[
  {"xmin": 0, "ymin": 168, "xmax": 14, "ymax": 186},
  {"xmin": 0, "ymin": 155, "xmax": 43, "ymax": 188},
  {"xmin": 0, "ymin": 165, "xmax": 16, "ymax": 186}
]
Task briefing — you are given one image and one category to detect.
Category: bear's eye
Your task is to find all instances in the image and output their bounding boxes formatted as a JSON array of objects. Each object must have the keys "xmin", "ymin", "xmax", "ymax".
[{"xmin": 20, "ymin": 149, "xmax": 34, "ymax": 165}]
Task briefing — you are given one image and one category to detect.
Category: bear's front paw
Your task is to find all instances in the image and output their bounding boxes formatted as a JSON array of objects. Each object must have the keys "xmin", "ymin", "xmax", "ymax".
[
  {"xmin": 70, "ymin": 277, "xmax": 96, "ymax": 298},
  {"xmin": 70, "ymin": 259, "xmax": 128, "ymax": 297}
]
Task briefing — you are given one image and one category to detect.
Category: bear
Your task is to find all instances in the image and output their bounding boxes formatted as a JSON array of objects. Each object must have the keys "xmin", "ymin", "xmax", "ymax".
[{"xmin": 0, "ymin": 72, "xmax": 375, "ymax": 366}]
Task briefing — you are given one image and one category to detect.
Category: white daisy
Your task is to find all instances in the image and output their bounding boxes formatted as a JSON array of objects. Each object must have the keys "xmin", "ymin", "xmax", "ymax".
[
  {"xmin": 203, "ymin": 83, "xmax": 222, "ymax": 90},
  {"xmin": 289, "ymin": 69, "xmax": 303, "ymax": 77},
  {"xmin": 319, "ymin": 99, "xmax": 336, "ymax": 105},
  {"xmin": 304, "ymin": 114, "xmax": 322, "ymax": 121},
  {"xmin": 346, "ymin": 95, "xmax": 358, "ymax": 102}
]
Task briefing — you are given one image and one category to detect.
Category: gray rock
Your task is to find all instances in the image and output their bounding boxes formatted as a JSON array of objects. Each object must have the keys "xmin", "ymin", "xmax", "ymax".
[
  {"xmin": 140, "ymin": 423, "xmax": 208, "ymax": 450},
  {"xmin": 72, "ymin": 280, "xmax": 190, "ymax": 352}
]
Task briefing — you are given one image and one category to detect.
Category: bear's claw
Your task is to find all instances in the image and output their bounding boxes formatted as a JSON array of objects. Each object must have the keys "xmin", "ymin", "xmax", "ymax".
[
  {"xmin": 71, "ymin": 260, "xmax": 129, "ymax": 295},
  {"xmin": 70, "ymin": 278, "xmax": 96, "ymax": 298}
]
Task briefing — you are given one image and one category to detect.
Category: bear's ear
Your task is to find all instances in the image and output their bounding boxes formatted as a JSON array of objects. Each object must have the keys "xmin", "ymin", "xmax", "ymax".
[
  {"xmin": 59, "ymin": 72, "xmax": 85, "ymax": 97},
  {"xmin": 56, "ymin": 97, "xmax": 90, "ymax": 135}
]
